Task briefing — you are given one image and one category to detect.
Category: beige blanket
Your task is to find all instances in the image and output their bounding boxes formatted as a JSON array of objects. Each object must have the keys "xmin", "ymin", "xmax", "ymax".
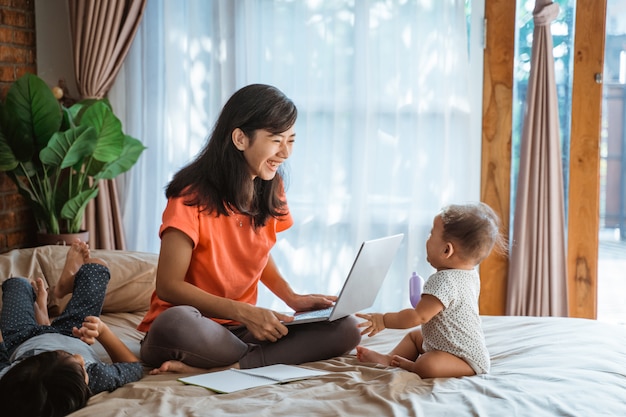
[
  {"xmin": 2, "ymin": 246, "xmax": 626, "ymax": 416},
  {"xmin": 72, "ymin": 314, "xmax": 626, "ymax": 417}
]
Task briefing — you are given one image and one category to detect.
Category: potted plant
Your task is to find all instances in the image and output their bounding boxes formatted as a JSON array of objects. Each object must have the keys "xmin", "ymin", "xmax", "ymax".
[{"xmin": 0, "ymin": 73, "xmax": 146, "ymax": 242}]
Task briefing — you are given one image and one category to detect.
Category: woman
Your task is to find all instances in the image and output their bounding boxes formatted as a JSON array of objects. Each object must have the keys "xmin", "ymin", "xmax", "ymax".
[{"xmin": 139, "ymin": 84, "xmax": 361, "ymax": 372}]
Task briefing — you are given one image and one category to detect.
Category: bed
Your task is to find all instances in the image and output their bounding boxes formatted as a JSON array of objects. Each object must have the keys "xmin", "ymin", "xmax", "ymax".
[{"xmin": 1, "ymin": 245, "xmax": 625, "ymax": 417}]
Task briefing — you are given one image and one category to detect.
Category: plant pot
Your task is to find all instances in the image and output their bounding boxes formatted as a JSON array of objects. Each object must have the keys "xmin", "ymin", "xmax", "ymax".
[{"xmin": 37, "ymin": 230, "xmax": 90, "ymax": 247}]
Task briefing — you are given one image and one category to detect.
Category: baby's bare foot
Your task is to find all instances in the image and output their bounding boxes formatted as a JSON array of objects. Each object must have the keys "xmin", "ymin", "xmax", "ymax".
[
  {"xmin": 356, "ymin": 346, "xmax": 392, "ymax": 366},
  {"xmin": 54, "ymin": 239, "xmax": 90, "ymax": 299},
  {"xmin": 32, "ymin": 277, "xmax": 51, "ymax": 325}
]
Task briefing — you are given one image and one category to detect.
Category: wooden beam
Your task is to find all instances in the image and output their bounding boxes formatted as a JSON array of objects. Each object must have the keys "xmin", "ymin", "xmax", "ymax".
[
  {"xmin": 567, "ymin": 0, "xmax": 607, "ymax": 318},
  {"xmin": 479, "ymin": 0, "xmax": 516, "ymax": 315}
]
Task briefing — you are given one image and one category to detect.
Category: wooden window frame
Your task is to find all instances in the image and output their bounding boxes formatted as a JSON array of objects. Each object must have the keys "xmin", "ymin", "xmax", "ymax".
[{"xmin": 480, "ymin": 0, "xmax": 608, "ymax": 318}]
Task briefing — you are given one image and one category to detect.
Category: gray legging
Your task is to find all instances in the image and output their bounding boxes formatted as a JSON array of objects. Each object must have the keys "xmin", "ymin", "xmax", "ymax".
[{"xmin": 140, "ymin": 305, "xmax": 361, "ymax": 369}]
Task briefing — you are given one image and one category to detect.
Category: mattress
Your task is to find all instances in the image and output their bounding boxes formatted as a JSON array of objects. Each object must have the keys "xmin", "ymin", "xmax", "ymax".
[{"xmin": 72, "ymin": 314, "xmax": 626, "ymax": 417}]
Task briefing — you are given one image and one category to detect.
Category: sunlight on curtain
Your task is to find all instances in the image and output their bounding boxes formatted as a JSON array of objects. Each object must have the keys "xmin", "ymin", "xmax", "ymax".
[{"xmin": 109, "ymin": 0, "xmax": 482, "ymax": 312}]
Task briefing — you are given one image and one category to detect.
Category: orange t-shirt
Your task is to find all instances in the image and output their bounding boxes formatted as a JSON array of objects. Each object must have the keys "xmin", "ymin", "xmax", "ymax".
[{"xmin": 137, "ymin": 195, "xmax": 293, "ymax": 331}]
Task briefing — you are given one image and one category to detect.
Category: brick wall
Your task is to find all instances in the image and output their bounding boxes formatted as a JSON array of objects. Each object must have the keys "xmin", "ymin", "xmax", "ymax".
[{"xmin": 0, "ymin": 0, "xmax": 37, "ymax": 252}]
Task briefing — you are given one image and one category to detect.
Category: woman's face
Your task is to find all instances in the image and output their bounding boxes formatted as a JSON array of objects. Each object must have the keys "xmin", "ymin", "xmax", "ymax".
[{"xmin": 234, "ymin": 127, "xmax": 296, "ymax": 180}]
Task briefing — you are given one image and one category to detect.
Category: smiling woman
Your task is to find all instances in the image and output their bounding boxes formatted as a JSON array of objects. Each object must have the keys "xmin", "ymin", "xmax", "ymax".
[{"xmin": 137, "ymin": 84, "xmax": 361, "ymax": 375}]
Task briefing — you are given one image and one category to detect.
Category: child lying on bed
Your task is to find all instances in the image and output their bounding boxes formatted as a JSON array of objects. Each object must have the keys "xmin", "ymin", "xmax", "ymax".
[
  {"xmin": 0, "ymin": 240, "xmax": 144, "ymax": 417},
  {"xmin": 356, "ymin": 202, "xmax": 506, "ymax": 379}
]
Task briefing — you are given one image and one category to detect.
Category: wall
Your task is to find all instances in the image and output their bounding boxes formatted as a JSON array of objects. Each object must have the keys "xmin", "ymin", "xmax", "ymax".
[
  {"xmin": 0, "ymin": 0, "xmax": 37, "ymax": 252},
  {"xmin": 33, "ymin": 0, "xmax": 75, "ymax": 93}
]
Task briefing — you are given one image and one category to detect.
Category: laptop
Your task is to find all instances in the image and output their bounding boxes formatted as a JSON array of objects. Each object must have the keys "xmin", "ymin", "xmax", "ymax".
[{"xmin": 284, "ymin": 233, "xmax": 404, "ymax": 325}]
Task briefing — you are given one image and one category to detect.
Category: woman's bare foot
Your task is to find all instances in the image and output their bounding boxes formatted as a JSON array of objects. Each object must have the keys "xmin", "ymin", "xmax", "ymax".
[
  {"xmin": 356, "ymin": 346, "xmax": 393, "ymax": 366},
  {"xmin": 149, "ymin": 360, "xmax": 222, "ymax": 375},
  {"xmin": 53, "ymin": 239, "xmax": 90, "ymax": 299},
  {"xmin": 32, "ymin": 277, "xmax": 51, "ymax": 325}
]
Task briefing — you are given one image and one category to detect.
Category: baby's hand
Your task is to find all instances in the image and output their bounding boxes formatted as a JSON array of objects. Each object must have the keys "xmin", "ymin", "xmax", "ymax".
[
  {"xmin": 72, "ymin": 316, "xmax": 104, "ymax": 345},
  {"xmin": 355, "ymin": 312, "xmax": 386, "ymax": 337}
]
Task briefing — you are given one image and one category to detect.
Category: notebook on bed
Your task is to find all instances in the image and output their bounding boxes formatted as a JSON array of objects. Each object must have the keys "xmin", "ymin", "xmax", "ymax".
[{"xmin": 284, "ymin": 233, "xmax": 404, "ymax": 325}]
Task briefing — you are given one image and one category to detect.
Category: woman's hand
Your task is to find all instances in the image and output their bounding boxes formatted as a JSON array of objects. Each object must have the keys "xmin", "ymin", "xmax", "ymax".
[
  {"xmin": 355, "ymin": 312, "xmax": 385, "ymax": 337},
  {"xmin": 287, "ymin": 293, "xmax": 336, "ymax": 312},
  {"xmin": 239, "ymin": 304, "xmax": 291, "ymax": 342}
]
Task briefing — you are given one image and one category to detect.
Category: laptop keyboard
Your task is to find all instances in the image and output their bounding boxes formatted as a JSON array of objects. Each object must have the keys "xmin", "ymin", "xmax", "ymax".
[{"xmin": 292, "ymin": 307, "xmax": 333, "ymax": 320}]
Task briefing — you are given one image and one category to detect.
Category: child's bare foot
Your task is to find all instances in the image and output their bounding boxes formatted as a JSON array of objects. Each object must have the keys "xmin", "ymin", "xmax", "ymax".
[
  {"xmin": 356, "ymin": 346, "xmax": 393, "ymax": 366},
  {"xmin": 85, "ymin": 256, "xmax": 108, "ymax": 268},
  {"xmin": 53, "ymin": 239, "xmax": 90, "ymax": 299},
  {"xmin": 32, "ymin": 277, "xmax": 51, "ymax": 325}
]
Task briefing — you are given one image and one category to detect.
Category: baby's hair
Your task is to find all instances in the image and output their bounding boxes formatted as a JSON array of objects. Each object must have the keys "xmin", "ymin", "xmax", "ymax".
[
  {"xmin": 440, "ymin": 202, "xmax": 507, "ymax": 264},
  {"xmin": 0, "ymin": 350, "xmax": 91, "ymax": 417}
]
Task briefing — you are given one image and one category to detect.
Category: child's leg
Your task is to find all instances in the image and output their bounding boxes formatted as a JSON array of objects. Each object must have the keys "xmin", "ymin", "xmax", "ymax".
[
  {"xmin": 50, "ymin": 241, "xmax": 110, "ymax": 336},
  {"xmin": 0, "ymin": 277, "xmax": 52, "ymax": 354},
  {"xmin": 389, "ymin": 328, "xmax": 423, "ymax": 360},
  {"xmin": 356, "ymin": 328, "xmax": 424, "ymax": 366},
  {"xmin": 51, "ymin": 239, "xmax": 91, "ymax": 300},
  {"xmin": 407, "ymin": 350, "xmax": 475, "ymax": 378},
  {"xmin": 51, "ymin": 262, "xmax": 109, "ymax": 336}
]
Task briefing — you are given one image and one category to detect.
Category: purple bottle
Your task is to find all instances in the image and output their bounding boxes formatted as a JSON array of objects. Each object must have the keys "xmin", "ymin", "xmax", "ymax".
[{"xmin": 409, "ymin": 272, "xmax": 424, "ymax": 307}]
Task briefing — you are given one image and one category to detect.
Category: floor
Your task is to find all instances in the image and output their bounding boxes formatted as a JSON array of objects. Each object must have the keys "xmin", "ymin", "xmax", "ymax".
[{"xmin": 597, "ymin": 228, "xmax": 626, "ymax": 325}]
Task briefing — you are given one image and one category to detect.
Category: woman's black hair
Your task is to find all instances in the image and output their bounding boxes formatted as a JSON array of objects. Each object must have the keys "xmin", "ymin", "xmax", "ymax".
[
  {"xmin": 166, "ymin": 84, "xmax": 298, "ymax": 228},
  {"xmin": 0, "ymin": 350, "xmax": 91, "ymax": 417}
]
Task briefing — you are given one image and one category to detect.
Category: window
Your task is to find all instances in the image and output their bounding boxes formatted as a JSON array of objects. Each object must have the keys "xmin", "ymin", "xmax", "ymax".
[
  {"xmin": 111, "ymin": 0, "xmax": 484, "ymax": 312},
  {"xmin": 512, "ymin": 0, "xmax": 575, "ymax": 229}
]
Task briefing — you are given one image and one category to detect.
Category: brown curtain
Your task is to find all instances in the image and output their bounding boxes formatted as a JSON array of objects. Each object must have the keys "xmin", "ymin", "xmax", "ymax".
[
  {"xmin": 68, "ymin": 0, "xmax": 147, "ymax": 249},
  {"xmin": 506, "ymin": 0, "xmax": 568, "ymax": 316}
]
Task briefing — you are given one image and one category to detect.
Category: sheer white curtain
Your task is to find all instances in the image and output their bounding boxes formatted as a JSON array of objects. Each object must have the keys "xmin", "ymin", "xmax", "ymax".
[{"xmin": 109, "ymin": 0, "xmax": 482, "ymax": 312}]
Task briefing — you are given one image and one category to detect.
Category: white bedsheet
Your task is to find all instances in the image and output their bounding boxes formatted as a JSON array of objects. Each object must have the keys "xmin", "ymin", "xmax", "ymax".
[{"xmin": 74, "ymin": 315, "xmax": 626, "ymax": 417}]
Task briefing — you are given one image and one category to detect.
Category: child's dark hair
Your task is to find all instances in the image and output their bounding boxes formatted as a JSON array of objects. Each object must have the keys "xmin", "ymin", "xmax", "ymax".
[
  {"xmin": 440, "ymin": 202, "xmax": 507, "ymax": 264},
  {"xmin": 0, "ymin": 350, "xmax": 91, "ymax": 417}
]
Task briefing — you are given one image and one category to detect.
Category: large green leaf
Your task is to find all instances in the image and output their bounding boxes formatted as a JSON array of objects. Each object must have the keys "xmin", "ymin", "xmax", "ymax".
[
  {"xmin": 60, "ymin": 188, "xmax": 99, "ymax": 224},
  {"xmin": 79, "ymin": 101, "xmax": 124, "ymax": 163},
  {"xmin": 4, "ymin": 73, "xmax": 62, "ymax": 150},
  {"xmin": 69, "ymin": 98, "xmax": 101, "ymax": 124},
  {"xmin": 39, "ymin": 125, "xmax": 97, "ymax": 169},
  {"xmin": 0, "ymin": 127, "xmax": 18, "ymax": 171},
  {"xmin": 93, "ymin": 135, "xmax": 146, "ymax": 180},
  {"xmin": 0, "ymin": 97, "xmax": 34, "ymax": 163}
]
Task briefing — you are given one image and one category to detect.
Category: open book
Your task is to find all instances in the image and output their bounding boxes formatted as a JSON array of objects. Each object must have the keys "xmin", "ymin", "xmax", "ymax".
[{"xmin": 178, "ymin": 364, "xmax": 329, "ymax": 394}]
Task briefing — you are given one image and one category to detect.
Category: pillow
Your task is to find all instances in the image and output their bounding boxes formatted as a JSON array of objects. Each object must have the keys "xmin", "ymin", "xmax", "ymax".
[
  {"xmin": 0, "ymin": 245, "xmax": 158, "ymax": 314},
  {"xmin": 0, "ymin": 247, "xmax": 45, "ymax": 310}
]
